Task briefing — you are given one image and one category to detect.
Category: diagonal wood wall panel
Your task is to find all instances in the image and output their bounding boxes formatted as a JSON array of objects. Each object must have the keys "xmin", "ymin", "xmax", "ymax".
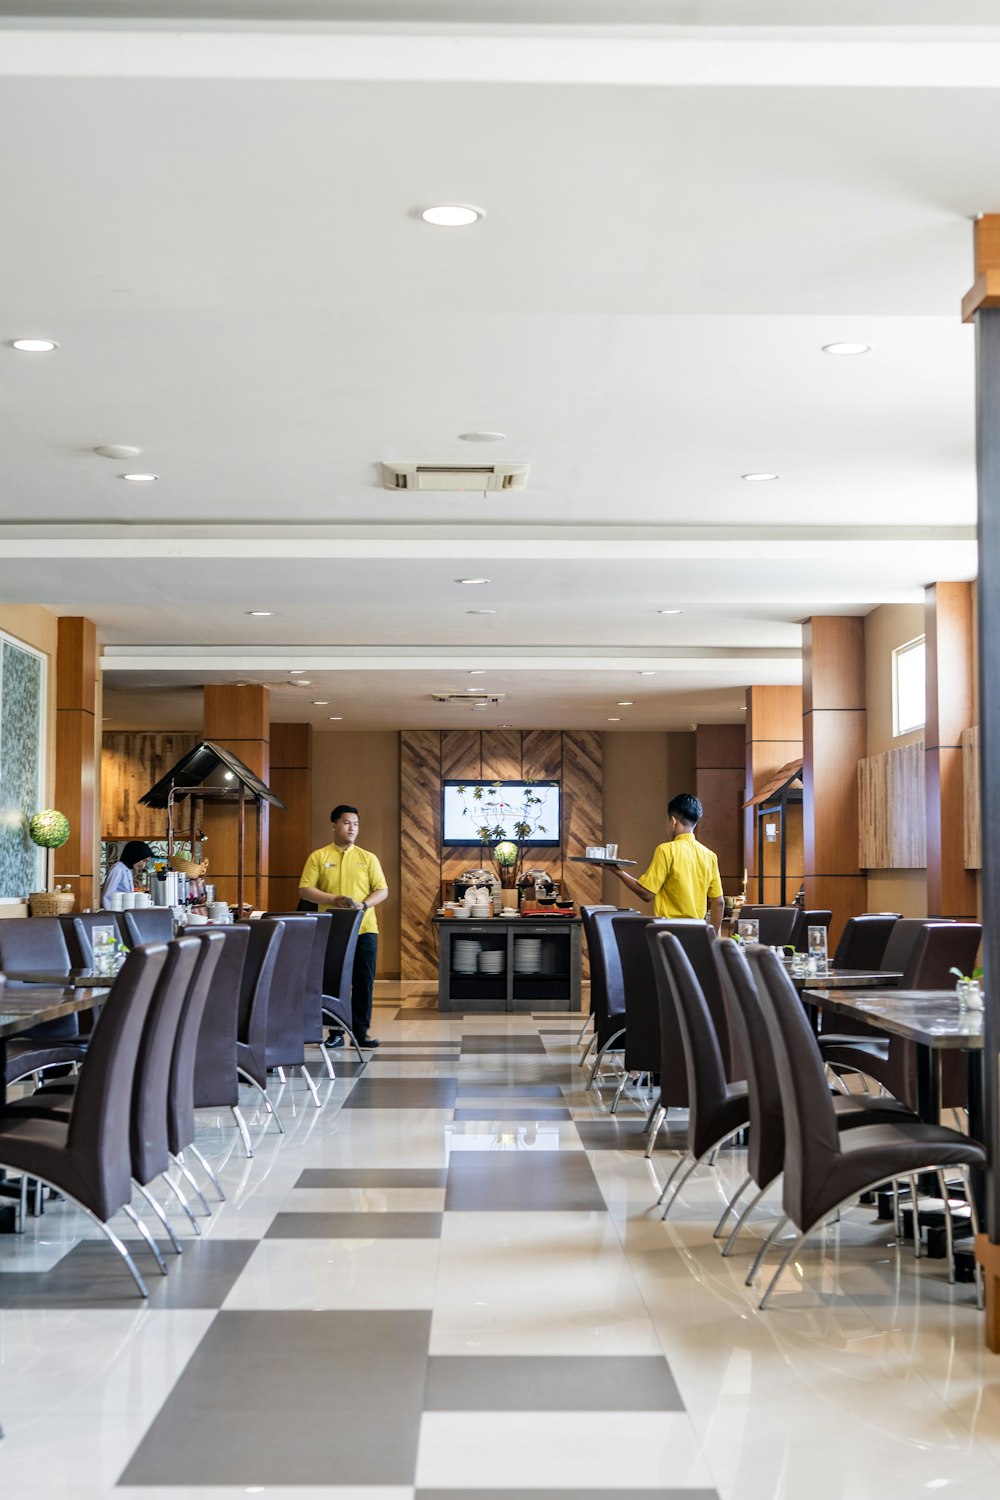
[
  {"xmin": 441, "ymin": 730, "xmax": 481, "ymax": 782},
  {"xmin": 400, "ymin": 730, "xmax": 442, "ymax": 980},
  {"xmin": 482, "ymin": 729, "xmax": 522, "ymax": 781},
  {"xmin": 560, "ymin": 730, "xmax": 604, "ymax": 908},
  {"xmin": 522, "ymin": 728, "xmax": 562, "ymax": 781}
]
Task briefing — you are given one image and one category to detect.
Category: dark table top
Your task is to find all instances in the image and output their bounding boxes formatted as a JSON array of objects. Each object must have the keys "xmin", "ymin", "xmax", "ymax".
[
  {"xmin": 0, "ymin": 984, "xmax": 109, "ymax": 1041},
  {"xmin": 810, "ymin": 987, "xmax": 984, "ymax": 1049},
  {"xmin": 793, "ymin": 968, "xmax": 903, "ymax": 990},
  {"xmin": 4, "ymin": 968, "xmax": 108, "ymax": 987}
]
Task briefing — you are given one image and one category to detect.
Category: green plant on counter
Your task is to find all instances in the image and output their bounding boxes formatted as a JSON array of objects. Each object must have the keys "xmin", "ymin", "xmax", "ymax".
[
  {"xmin": 949, "ymin": 965, "xmax": 983, "ymax": 984},
  {"xmin": 456, "ymin": 781, "xmax": 549, "ymax": 888}
]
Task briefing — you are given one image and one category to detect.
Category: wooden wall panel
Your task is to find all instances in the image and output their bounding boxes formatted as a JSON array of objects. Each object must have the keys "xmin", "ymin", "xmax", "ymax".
[
  {"xmin": 481, "ymin": 729, "xmax": 522, "ymax": 781},
  {"xmin": 203, "ymin": 685, "xmax": 271, "ymax": 906},
  {"xmin": 964, "ymin": 725, "xmax": 981, "ymax": 869},
  {"xmin": 803, "ymin": 617, "xmax": 866, "ymax": 712},
  {"xmin": 695, "ymin": 724, "xmax": 744, "ymax": 896},
  {"xmin": 926, "ymin": 581, "xmax": 977, "ymax": 918},
  {"xmin": 400, "ymin": 731, "xmax": 442, "ymax": 980},
  {"xmin": 522, "ymin": 728, "xmax": 562, "ymax": 781},
  {"xmin": 54, "ymin": 617, "xmax": 99, "ymax": 906},
  {"xmin": 560, "ymin": 731, "xmax": 603, "ymax": 907},
  {"xmin": 441, "ymin": 730, "xmax": 481, "ymax": 781},
  {"xmin": 858, "ymin": 743, "xmax": 926, "ymax": 869},
  {"xmin": 744, "ymin": 685, "xmax": 803, "ymax": 882},
  {"xmin": 101, "ymin": 732, "xmax": 200, "ymax": 840}
]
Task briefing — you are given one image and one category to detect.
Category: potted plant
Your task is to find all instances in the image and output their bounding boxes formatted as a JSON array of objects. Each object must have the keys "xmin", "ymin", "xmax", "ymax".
[{"xmin": 457, "ymin": 782, "xmax": 551, "ymax": 908}]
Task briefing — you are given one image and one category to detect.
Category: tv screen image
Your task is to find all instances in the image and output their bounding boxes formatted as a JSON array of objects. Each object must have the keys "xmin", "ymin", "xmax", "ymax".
[{"xmin": 442, "ymin": 780, "xmax": 561, "ymax": 847}]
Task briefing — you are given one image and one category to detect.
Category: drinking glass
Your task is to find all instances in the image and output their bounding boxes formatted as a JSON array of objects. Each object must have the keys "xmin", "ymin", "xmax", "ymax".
[
  {"xmin": 738, "ymin": 919, "xmax": 759, "ymax": 944},
  {"xmin": 808, "ymin": 925, "xmax": 829, "ymax": 976}
]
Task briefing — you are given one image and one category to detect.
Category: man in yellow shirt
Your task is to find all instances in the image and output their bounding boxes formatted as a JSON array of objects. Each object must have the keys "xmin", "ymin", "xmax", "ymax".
[
  {"xmin": 609, "ymin": 792, "xmax": 724, "ymax": 934},
  {"xmin": 299, "ymin": 804, "xmax": 389, "ymax": 1048}
]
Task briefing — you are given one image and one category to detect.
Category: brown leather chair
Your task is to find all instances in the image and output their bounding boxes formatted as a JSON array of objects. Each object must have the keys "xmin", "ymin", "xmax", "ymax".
[
  {"xmin": 578, "ymin": 904, "xmax": 617, "ymax": 1048},
  {"xmin": 831, "ymin": 914, "xmax": 900, "ymax": 971},
  {"xmin": 190, "ymin": 925, "xmax": 254, "ymax": 1155},
  {"xmin": 608, "ymin": 914, "xmax": 665, "ymax": 1112},
  {"xmin": 735, "ymin": 907, "xmax": 799, "ymax": 947},
  {"xmin": 0, "ymin": 918, "xmax": 86, "ymax": 1085},
  {"xmin": 257, "ymin": 914, "xmax": 322, "ymax": 1107},
  {"xmin": 0, "ymin": 943, "xmax": 169, "ymax": 1296},
  {"xmin": 583, "ymin": 909, "xmax": 630, "ymax": 1089},
  {"xmin": 61, "ymin": 912, "xmax": 126, "ymax": 966},
  {"xmin": 122, "ymin": 909, "xmax": 175, "ymax": 947},
  {"xmin": 745, "ymin": 947, "xmax": 986, "ymax": 1309},
  {"xmin": 264, "ymin": 911, "xmax": 338, "ymax": 1076},
  {"xmin": 165, "ymin": 931, "xmax": 227, "ymax": 1206},
  {"xmin": 789, "ymin": 909, "xmax": 832, "ymax": 954},
  {"xmin": 320, "ymin": 907, "xmax": 366, "ymax": 1059}
]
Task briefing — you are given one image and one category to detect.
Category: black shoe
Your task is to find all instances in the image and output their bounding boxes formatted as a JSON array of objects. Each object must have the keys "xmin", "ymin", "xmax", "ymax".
[
  {"xmin": 358, "ymin": 1035, "xmax": 380, "ymax": 1049},
  {"xmin": 325, "ymin": 1032, "xmax": 345, "ymax": 1049}
]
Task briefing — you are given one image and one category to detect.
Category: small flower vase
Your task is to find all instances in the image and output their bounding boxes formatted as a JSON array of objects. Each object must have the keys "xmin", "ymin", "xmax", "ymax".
[{"xmin": 956, "ymin": 978, "xmax": 983, "ymax": 1010}]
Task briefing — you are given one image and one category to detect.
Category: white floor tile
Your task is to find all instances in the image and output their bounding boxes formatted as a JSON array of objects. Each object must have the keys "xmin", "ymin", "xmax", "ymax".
[{"xmin": 222, "ymin": 1237, "xmax": 442, "ymax": 1310}]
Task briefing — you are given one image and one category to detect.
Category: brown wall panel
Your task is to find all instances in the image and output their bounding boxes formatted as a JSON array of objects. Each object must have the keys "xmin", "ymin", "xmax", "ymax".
[
  {"xmin": 400, "ymin": 731, "xmax": 442, "ymax": 981},
  {"xmin": 803, "ymin": 710, "xmax": 868, "ymax": 876},
  {"xmin": 441, "ymin": 730, "xmax": 481, "ymax": 781},
  {"xmin": 695, "ymin": 724, "xmax": 744, "ymax": 768},
  {"xmin": 522, "ymin": 728, "xmax": 563, "ymax": 782},
  {"xmin": 803, "ymin": 618, "xmax": 866, "ymax": 712},
  {"xmin": 481, "ymin": 729, "xmax": 522, "ymax": 781},
  {"xmin": 696, "ymin": 766, "xmax": 745, "ymax": 892},
  {"xmin": 269, "ymin": 766, "xmax": 311, "ymax": 882},
  {"xmin": 56, "ymin": 617, "xmax": 97, "ymax": 715},
  {"xmin": 54, "ymin": 710, "xmax": 96, "ymax": 897},
  {"xmin": 747, "ymin": 685, "xmax": 802, "ymax": 744},
  {"xmin": 203, "ymin": 684, "xmax": 269, "ymax": 743},
  {"xmin": 927, "ymin": 747, "xmax": 978, "ymax": 917},
  {"xmin": 560, "ymin": 731, "xmax": 603, "ymax": 908},
  {"xmin": 925, "ymin": 581, "xmax": 977, "ymax": 918},
  {"xmin": 101, "ymin": 732, "xmax": 201, "ymax": 840},
  {"xmin": 270, "ymin": 722, "xmax": 311, "ymax": 769}
]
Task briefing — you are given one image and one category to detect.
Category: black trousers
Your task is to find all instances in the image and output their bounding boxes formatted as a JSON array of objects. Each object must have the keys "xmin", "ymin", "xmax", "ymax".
[{"xmin": 352, "ymin": 933, "xmax": 378, "ymax": 1039}]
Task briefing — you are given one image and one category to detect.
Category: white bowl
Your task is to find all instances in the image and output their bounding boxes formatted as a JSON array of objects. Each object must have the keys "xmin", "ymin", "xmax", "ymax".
[{"xmin": 452, "ymin": 907, "xmax": 471, "ymax": 919}]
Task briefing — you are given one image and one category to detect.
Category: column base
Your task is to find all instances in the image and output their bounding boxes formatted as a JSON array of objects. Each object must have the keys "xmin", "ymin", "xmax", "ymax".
[{"xmin": 974, "ymin": 1235, "xmax": 1000, "ymax": 1352}]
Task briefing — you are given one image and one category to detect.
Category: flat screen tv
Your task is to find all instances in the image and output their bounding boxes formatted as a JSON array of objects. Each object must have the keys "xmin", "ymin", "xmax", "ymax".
[{"xmin": 442, "ymin": 780, "xmax": 561, "ymax": 847}]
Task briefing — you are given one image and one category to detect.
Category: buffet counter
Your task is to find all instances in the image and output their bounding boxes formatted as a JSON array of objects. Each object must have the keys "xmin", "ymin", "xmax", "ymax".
[{"xmin": 433, "ymin": 916, "xmax": 582, "ymax": 1013}]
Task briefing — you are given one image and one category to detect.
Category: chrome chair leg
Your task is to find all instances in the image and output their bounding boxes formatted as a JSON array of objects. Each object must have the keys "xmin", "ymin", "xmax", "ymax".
[
  {"xmin": 171, "ymin": 1152, "xmax": 212, "ymax": 1215},
  {"xmin": 576, "ymin": 1013, "xmax": 594, "ymax": 1045},
  {"xmin": 161, "ymin": 1172, "xmax": 202, "ymax": 1235},
  {"xmin": 909, "ymin": 1174, "xmax": 922, "ymax": 1259},
  {"xmin": 759, "ymin": 1228, "xmax": 810, "ymax": 1310},
  {"xmin": 662, "ymin": 1153, "xmax": 704, "ymax": 1219},
  {"xmin": 936, "ymin": 1169, "xmax": 956, "ymax": 1285},
  {"xmin": 237, "ymin": 1069, "xmax": 284, "ymax": 1131},
  {"xmin": 962, "ymin": 1167, "xmax": 985, "ymax": 1311},
  {"xmin": 133, "ymin": 1180, "xmax": 183, "ymax": 1254},
  {"xmin": 300, "ymin": 1064, "xmax": 321, "ymax": 1107},
  {"xmin": 188, "ymin": 1142, "xmax": 226, "ymax": 1201},
  {"xmin": 231, "ymin": 1105, "xmax": 254, "ymax": 1157},
  {"xmin": 316, "ymin": 1041, "xmax": 337, "ymax": 1079},
  {"xmin": 610, "ymin": 1072, "xmax": 634, "ymax": 1114},
  {"xmin": 275, "ymin": 1066, "xmax": 287, "ymax": 1083},
  {"xmin": 713, "ymin": 1173, "xmax": 752, "ymax": 1239},
  {"xmin": 587, "ymin": 1029, "xmax": 625, "ymax": 1089},
  {"xmin": 644, "ymin": 1104, "xmax": 666, "ymax": 1159},
  {"xmin": 122, "ymin": 1202, "xmax": 169, "ymax": 1276},
  {"xmin": 722, "ymin": 1182, "xmax": 770, "ymax": 1257},
  {"xmin": 745, "ymin": 1215, "xmax": 789, "ymax": 1286},
  {"xmin": 579, "ymin": 1034, "xmax": 598, "ymax": 1069},
  {"xmin": 657, "ymin": 1150, "xmax": 692, "ymax": 1206}
]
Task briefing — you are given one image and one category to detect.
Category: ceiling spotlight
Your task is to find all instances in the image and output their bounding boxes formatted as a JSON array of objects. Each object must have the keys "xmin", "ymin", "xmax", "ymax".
[
  {"xmin": 120, "ymin": 472, "xmax": 158, "ymax": 482},
  {"xmin": 658, "ymin": 609, "xmax": 683, "ymax": 616},
  {"xmin": 617, "ymin": 701, "xmax": 634, "ymax": 707},
  {"xmin": 10, "ymin": 338, "xmax": 57, "ymax": 352},
  {"xmin": 328, "ymin": 715, "xmax": 343, "ymax": 721},
  {"xmin": 607, "ymin": 717, "xmax": 622, "ymax": 722},
  {"xmin": 499, "ymin": 723, "xmax": 512, "ymax": 728},
  {"xmin": 639, "ymin": 670, "xmax": 656, "ymax": 676},
  {"xmin": 822, "ymin": 342, "xmax": 871, "ymax": 356},
  {"xmin": 456, "ymin": 578, "xmax": 490, "ymax": 585},
  {"xmin": 289, "ymin": 669, "xmax": 305, "ymax": 675},
  {"xmin": 312, "ymin": 700, "xmax": 329, "ymax": 705},
  {"xmin": 467, "ymin": 609, "xmax": 496, "ymax": 615},
  {"xmin": 291, "ymin": 680, "xmax": 312, "ymax": 686},
  {"xmin": 459, "ymin": 431, "xmax": 506, "ymax": 443},
  {"xmin": 247, "ymin": 610, "xmax": 273, "ymax": 617},
  {"xmin": 421, "ymin": 204, "xmax": 484, "ymax": 228},
  {"xmin": 741, "ymin": 473, "xmax": 780, "ymax": 483},
  {"xmin": 465, "ymin": 687, "xmax": 483, "ymax": 692},
  {"xmin": 468, "ymin": 670, "xmax": 486, "ymax": 675},
  {"xmin": 94, "ymin": 444, "xmax": 141, "ymax": 460}
]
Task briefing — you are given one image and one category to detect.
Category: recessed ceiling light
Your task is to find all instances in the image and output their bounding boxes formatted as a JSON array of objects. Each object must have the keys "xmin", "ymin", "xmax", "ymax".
[
  {"xmin": 465, "ymin": 687, "xmax": 483, "ymax": 692},
  {"xmin": 468, "ymin": 670, "xmax": 486, "ymax": 675},
  {"xmin": 456, "ymin": 577, "xmax": 490, "ymax": 585},
  {"xmin": 459, "ymin": 431, "xmax": 506, "ymax": 443},
  {"xmin": 312, "ymin": 700, "xmax": 329, "ymax": 705},
  {"xmin": 658, "ymin": 609, "xmax": 683, "ymax": 615},
  {"xmin": 289, "ymin": 669, "xmax": 305, "ymax": 675},
  {"xmin": 247, "ymin": 610, "xmax": 273, "ymax": 617},
  {"xmin": 741, "ymin": 473, "xmax": 780, "ymax": 483},
  {"xmin": 120, "ymin": 472, "xmax": 158, "ymax": 482},
  {"xmin": 607, "ymin": 717, "xmax": 621, "ymax": 722},
  {"xmin": 472, "ymin": 703, "xmax": 489, "ymax": 710},
  {"xmin": 10, "ymin": 338, "xmax": 57, "ymax": 352},
  {"xmin": 95, "ymin": 444, "xmax": 141, "ymax": 459},
  {"xmin": 499, "ymin": 723, "xmax": 512, "ymax": 728},
  {"xmin": 617, "ymin": 701, "xmax": 634, "ymax": 706},
  {"xmin": 291, "ymin": 680, "xmax": 312, "ymax": 687},
  {"xmin": 421, "ymin": 204, "xmax": 484, "ymax": 228},
  {"xmin": 328, "ymin": 715, "xmax": 343, "ymax": 721},
  {"xmin": 639, "ymin": 670, "xmax": 656, "ymax": 676},
  {"xmin": 822, "ymin": 342, "xmax": 871, "ymax": 356},
  {"xmin": 467, "ymin": 609, "xmax": 496, "ymax": 615}
]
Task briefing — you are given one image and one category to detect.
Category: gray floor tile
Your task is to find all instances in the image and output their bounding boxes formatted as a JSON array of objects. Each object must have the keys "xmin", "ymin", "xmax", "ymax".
[
  {"xmin": 0, "ymin": 1238, "xmax": 254, "ymax": 1310},
  {"xmin": 418, "ymin": 1492, "xmax": 716, "ymax": 1499},
  {"xmin": 376, "ymin": 1052, "xmax": 466, "ymax": 1061},
  {"xmin": 453, "ymin": 1108, "xmax": 572, "ymax": 1121},
  {"xmin": 118, "ymin": 1309, "xmax": 431, "ymax": 1486},
  {"xmin": 343, "ymin": 1078, "xmax": 459, "ymax": 1109},
  {"xmin": 377, "ymin": 1040, "xmax": 461, "ymax": 1049},
  {"xmin": 461, "ymin": 1035, "xmax": 546, "ymax": 1054},
  {"xmin": 456, "ymin": 1084, "xmax": 564, "ymax": 1098},
  {"xmin": 303, "ymin": 1057, "xmax": 368, "ymax": 1076},
  {"xmin": 574, "ymin": 1120, "xmax": 687, "ymax": 1153},
  {"xmin": 424, "ymin": 1355, "xmax": 683, "ymax": 1411},
  {"xmin": 445, "ymin": 1150, "xmax": 606, "ymax": 1211},
  {"xmin": 266, "ymin": 1212, "xmax": 443, "ymax": 1239},
  {"xmin": 295, "ymin": 1168, "xmax": 449, "ymax": 1189}
]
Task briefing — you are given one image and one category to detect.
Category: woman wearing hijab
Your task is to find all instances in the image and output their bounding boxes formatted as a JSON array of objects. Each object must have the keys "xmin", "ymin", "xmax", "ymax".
[{"xmin": 102, "ymin": 840, "xmax": 155, "ymax": 909}]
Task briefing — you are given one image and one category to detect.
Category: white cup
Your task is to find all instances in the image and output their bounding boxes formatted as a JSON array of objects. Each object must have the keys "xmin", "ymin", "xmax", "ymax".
[
  {"xmin": 121, "ymin": 891, "xmax": 137, "ymax": 909},
  {"xmin": 134, "ymin": 892, "xmax": 151, "ymax": 908},
  {"xmin": 209, "ymin": 902, "xmax": 229, "ymax": 924},
  {"xmin": 107, "ymin": 892, "xmax": 124, "ymax": 912}
]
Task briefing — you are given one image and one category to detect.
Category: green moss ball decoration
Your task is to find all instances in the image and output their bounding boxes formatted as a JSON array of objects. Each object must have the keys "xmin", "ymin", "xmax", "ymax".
[{"xmin": 29, "ymin": 809, "xmax": 71, "ymax": 849}]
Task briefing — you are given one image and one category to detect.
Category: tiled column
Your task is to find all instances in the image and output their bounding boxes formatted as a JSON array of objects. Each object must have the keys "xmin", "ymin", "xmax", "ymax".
[
  {"xmin": 268, "ymin": 722, "xmax": 312, "ymax": 912},
  {"xmin": 802, "ymin": 617, "xmax": 867, "ymax": 943},
  {"xmin": 925, "ymin": 581, "xmax": 977, "ymax": 918},
  {"xmin": 54, "ymin": 617, "xmax": 98, "ymax": 909},
  {"xmin": 202, "ymin": 684, "xmax": 270, "ymax": 908}
]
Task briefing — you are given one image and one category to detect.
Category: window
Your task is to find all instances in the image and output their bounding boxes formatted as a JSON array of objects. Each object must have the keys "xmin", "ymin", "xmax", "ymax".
[{"xmin": 892, "ymin": 635, "xmax": 926, "ymax": 737}]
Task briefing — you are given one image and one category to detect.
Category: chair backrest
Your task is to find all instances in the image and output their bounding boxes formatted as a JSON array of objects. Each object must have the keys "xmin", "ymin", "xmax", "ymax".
[
  {"xmin": 264, "ymin": 910, "xmax": 331, "ymax": 1042},
  {"xmin": 831, "ymin": 913, "xmax": 900, "ymax": 970},
  {"xmin": 0, "ymin": 916, "xmax": 71, "ymax": 972},
  {"xmin": 122, "ymin": 908, "xmax": 175, "ymax": 947},
  {"xmin": 65, "ymin": 943, "xmax": 168, "ymax": 1221},
  {"xmin": 714, "ymin": 939, "xmax": 785, "ymax": 1191},
  {"xmin": 611, "ymin": 914, "xmax": 664, "ymax": 1073},
  {"xmin": 258, "ymin": 913, "xmax": 316, "ymax": 1068},
  {"xmin": 654, "ymin": 931, "xmax": 731, "ymax": 1159},
  {"xmin": 644, "ymin": 922, "xmax": 689, "ymax": 1109},
  {"xmin": 236, "ymin": 918, "xmax": 285, "ymax": 1085},
  {"xmin": 61, "ymin": 912, "xmax": 124, "ymax": 966},
  {"xmin": 902, "ymin": 922, "xmax": 982, "ymax": 989},
  {"xmin": 167, "ymin": 930, "xmax": 225, "ymax": 1155},
  {"xmin": 588, "ymin": 910, "xmax": 630, "ymax": 1044},
  {"xmin": 322, "ymin": 907, "xmax": 363, "ymax": 1013},
  {"xmin": 744, "ymin": 946, "xmax": 842, "ymax": 1227},
  {"xmin": 661, "ymin": 919, "xmax": 735, "ymax": 1078},
  {"xmin": 580, "ymin": 904, "xmax": 616, "ymax": 1018},
  {"xmin": 130, "ymin": 936, "xmax": 201, "ymax": 1185},
  {"xmin": 737, "ymin": 906, "xmax": 800, "ymax": 948},
  {"xmin": 880, "ymin": 916, "xmax": 948, "ymax": 974},
  {"xmin": 192, "ymin": 924, "xmax": 250, "ymax": 1109}
]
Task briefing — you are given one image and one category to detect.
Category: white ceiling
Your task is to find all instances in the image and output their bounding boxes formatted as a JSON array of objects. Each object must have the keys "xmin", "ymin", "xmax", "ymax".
[{"xmin": 0, "ymin": 13, "xmax": 987, "ymax": 730}]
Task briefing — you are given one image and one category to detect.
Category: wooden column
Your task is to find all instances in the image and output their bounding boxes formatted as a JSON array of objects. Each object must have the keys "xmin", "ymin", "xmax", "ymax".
[
  {"xmin": 694, "ymin": 724, "xmax": 744, "ymax": 897},
  {"xmin": 744, "ymin": 686, "xmax": 803, "ymax": 887},
  {"xmin": 802, "ymin": 617, "xmax": 867, "ymax": 945},
  {"xmin": 268, "ymin": 722, "xmax": 312, "ymax": 913},
  {"xmin": 965, "ymin": 216, "xmax": 1000, "ymax": 1342},
  {"xmin": 54, "ymin": 617, "xmax": 98, "ymax": 909},
  {"xmin": 202, "ymin": 685, "xmax": 270, "ymax": 908},
  {"xmin": 925, "ymin": 582, "xmax": 977, "ymax": 919},
  {"xmin": 400, "ymin": 730, "xmax": 442, "ymax": 981}
]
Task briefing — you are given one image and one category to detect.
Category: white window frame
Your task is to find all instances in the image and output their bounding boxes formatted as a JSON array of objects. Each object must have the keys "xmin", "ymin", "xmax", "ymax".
[
  {"xmin": 0, "ymin": 628, "xmax": 47, "ymax": 902},
  {"xmin": 892, "ymin": 634, "xmax": 926, "ymax": 738}
]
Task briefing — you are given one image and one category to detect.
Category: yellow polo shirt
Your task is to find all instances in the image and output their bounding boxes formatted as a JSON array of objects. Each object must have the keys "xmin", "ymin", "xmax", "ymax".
[
  {"xmin": 299, "ymin": 842, "xmax": 388, "ymax": 936},
  {"xmin": 638, "ymin": 832, "xmax": 722, "ymax": 920}
]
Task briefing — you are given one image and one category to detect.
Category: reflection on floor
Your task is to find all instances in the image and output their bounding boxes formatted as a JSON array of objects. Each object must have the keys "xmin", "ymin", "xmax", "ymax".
[{"xmin": 1, "ymin": 1003, "xmax": 998, "ymax": 1498}]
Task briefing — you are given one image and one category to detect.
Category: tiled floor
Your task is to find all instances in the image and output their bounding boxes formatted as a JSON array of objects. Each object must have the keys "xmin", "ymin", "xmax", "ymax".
[{"xmin": 1, "ymin": 1003, "xmax": 999, "ymax": 1499}]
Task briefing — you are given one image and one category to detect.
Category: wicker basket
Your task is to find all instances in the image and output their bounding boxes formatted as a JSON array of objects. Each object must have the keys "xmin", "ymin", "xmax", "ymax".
[
  {"xmin": 169, "ymin": 854, "xmax": 209, "ymax": 878},
  {"xmin": 28, "ymin": 889, "xmax": 76, "ymax": 917}
]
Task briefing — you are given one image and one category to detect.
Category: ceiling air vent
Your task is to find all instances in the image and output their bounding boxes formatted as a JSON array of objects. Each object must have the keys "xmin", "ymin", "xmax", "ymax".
[
  {"xmin": 380, "ymin": 462, "xmax": 529, "ymax": 492},
  {"xmin": 431, "ymin": 692, "xmax": 507, "ymax": 705}
]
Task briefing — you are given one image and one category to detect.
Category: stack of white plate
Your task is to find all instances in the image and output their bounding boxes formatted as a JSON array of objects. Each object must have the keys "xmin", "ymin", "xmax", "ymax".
[
  {"xmin": 477, "ymin": 948, "xmax": 506, "ymax": 974},
  {"xmin": 452, "ymin": 939, "xmax": 482, "ymax": 974},
  {"xmin": 513, "ymin": 937, "xmax": 543, "ymax": 974}
]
